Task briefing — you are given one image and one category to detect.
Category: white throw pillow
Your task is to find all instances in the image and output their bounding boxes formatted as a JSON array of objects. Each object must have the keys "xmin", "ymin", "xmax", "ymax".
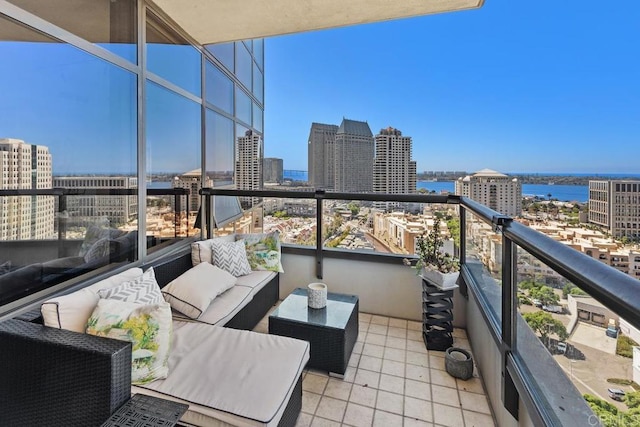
[
  {"xmin": 98, "ymin": 267, "xmax": 163, "ymax": 304},
  {"xmin": 41, "ymin": 267, "xmax": 143, "ymax": 333},
  {"xmin": 161, "ymin": 262, "xmax": 237, "ymax": 319},
  {"xmin": 211, "ymin": 239, "xmax": 252, "ymax": 277},
  {"xmin": 86, "ymin": 298, "xmax": 172, "ymax": 385},
  {"xmin": 190, "ymin": 234, "xmax": 235, "ymax": 266}
]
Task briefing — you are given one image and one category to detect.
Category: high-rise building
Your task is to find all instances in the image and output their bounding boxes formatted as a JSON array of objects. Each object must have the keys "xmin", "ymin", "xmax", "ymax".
[
  {"xmin": 0, "ymin": 138, "xmax": 54, "ymax": 240},
  {"xmin": 334, "ymin": 118, "xmax": 374, "ymax": 192},
  {"xmin": 589, "ymin": 180, "xmax": 640, "ymax": 240},
  {"xmin": 307, "ymin": 123, "xmax": 338, "ymax": 189},
  {"xmin": 53, "ymin": 176, "xmax": 138, "ymax": 228},
  {"xmin": 263, "ymin": 158, "xmax": 284, "ymax": 184},
  {"xmin": 455, "ymin": 169, "xmax": 522, "ymax": 217},
  {"xmin": 171, "ymin": 169, "xmax": 213, "ymax": 213},
  {"xmin": 373, "ymin": 127, "xmax": 417, "ymax": 210},
  {"xmin": 236, "ymin": 130, "xmax": 262, "ymax": 208}
]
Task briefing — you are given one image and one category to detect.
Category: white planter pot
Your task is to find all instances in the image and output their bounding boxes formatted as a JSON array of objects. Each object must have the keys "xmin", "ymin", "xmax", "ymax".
[{"xmin": 420, "ymin": 268, "xmax": 459, "ymax": 290}]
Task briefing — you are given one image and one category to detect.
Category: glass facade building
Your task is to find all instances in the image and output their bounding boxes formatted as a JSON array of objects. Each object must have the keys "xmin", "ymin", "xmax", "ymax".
[{"xmin": 0, "ymin": 0, "xmax": 263, "ymax": 306}]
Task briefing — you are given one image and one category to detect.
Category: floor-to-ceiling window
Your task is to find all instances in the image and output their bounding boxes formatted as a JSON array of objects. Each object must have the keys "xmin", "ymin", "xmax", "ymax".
[{"xmin": 0, "ymin": 1, "xmax": 264, "ymax": 309}]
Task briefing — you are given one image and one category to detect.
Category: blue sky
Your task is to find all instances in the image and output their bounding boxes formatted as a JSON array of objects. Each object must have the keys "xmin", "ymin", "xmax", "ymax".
[{"xmin": 264, "ymin": 1, "xmax": 640, "ymax": 173}]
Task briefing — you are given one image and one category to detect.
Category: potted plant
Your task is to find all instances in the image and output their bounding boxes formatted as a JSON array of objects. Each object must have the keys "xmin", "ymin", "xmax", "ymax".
[{"xmin": 404, "ymin": 216, "xmax": 460, "ymax": 289}]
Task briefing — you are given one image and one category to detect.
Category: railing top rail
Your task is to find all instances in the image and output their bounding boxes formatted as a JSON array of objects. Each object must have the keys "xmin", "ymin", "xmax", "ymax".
[
  {"xmin": 200, "ymin": 187, "xmax": 460, "ymax": 204},
  {"xmin": 0, "ymin": 188, "xmax": 189, "ymax": 196}
]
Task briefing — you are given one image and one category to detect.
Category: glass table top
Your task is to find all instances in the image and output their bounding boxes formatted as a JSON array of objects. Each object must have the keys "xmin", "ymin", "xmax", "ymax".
[{"xmin": 269, "ymin": 288, "xmax": 358, "ymax": 329}]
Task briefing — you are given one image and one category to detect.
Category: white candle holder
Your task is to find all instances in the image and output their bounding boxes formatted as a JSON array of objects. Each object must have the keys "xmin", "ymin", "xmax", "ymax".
[{"xmin": 307, "ymin": 283, "xmax": 327, "ymax": 309}]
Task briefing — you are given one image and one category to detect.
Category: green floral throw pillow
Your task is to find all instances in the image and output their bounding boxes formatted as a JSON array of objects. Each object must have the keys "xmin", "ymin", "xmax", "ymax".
[
  {"xmin": 86, "ymin": 299, "xmax": 172, "ymax": 385},
  {"xmin": 236, "ymin": 230, "xmax": 284, "ymax": 273}
]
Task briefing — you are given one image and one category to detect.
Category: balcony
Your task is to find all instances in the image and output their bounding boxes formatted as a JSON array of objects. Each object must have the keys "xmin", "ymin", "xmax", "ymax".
[
  {"xmin": 198, "ymin": 188, "xmax": 640, "ymax": 426},
  {"xmin": 2, "ymin": 189, "xmax": 639, "ymax": 426}
]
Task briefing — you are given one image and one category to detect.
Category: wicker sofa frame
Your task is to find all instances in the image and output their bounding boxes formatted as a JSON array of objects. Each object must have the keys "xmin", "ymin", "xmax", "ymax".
[{"xmin": 5, "ymin": 246, "xmax": 302, "ymax": 427}]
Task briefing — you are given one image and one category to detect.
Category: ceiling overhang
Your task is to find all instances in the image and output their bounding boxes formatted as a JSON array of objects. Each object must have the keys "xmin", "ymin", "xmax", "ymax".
[{"xmin": 150, "ymin": 0, "xmax": 484, "ymax": 45}]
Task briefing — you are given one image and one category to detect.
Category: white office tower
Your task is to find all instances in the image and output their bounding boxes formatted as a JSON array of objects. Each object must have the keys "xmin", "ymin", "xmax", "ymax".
[
  {"xmin": 53, "ymin": 176, "xmax": 138, "ymax": 228},
  {"xmin": 236, "ymin": 130, "xmax": 262, "ymax": 208},
  {"xmin": 308, "ymin": 123, "xmax": 338, "ymax": 189},
  {"xmin": 334, "ymin": 118, "xmax": 374, "ymax": 193},
  {"xmin": 0, "ymin": 138, "xmax": 54, "ymax": 240},
  {"xmin": 373, "ymin": 127, "xmax": 417, "ymax": 211},
  {"xmin": 589, "ymin": 180, "xmax": 640, "ymax": 240},
  {"xmin": 455, "ymin": 169, "xmax": 522, "ymax": 217}
]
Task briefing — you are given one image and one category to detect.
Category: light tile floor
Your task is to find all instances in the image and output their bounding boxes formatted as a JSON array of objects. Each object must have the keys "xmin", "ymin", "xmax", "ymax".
[{"xmin": 254, "ymin": 310, "xmax": 497, "ymax": 427}]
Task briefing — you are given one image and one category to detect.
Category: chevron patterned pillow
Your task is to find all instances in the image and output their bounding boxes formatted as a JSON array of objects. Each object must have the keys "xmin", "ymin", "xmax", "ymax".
[
  {"xmin": 98, "ymin": 267, "xmax": 163, "ymax": 305},
  {"xmin": 211, "ymin": 239, "xmax": 252, "ymax": 277}
]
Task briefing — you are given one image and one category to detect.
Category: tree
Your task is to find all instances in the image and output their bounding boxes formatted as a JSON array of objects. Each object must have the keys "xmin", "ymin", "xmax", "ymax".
[
  {"xmin": 584, "ymin": 394, "xmax": 622, "ymax": 427},
  {"xmin": 347, "ymin": 202, "xmax": 359, "ymax": 216},
  {"xmin": 569, "ymin": 287, "xmax": 588, "ymax": 297},
  {"xmin": 523, "ymin": 311, "xmax": 568, "ymax": 343},
  {"xmin": 446, "ymin": 217, "xmax": 460, "ymax": 250},
  {"xmin": 519, "ymin": 279, "xmax": 542, "ymax": 292},
  {"xmin": 563, "ymin": 283, "xmax": 588, "ymax": 298},
  {"xmin": 624, "ymin": 391, "xmax": 640, "ymax": 409},
  {"xmin": 529, "ymin": 285, "xmax": 559, "ymax": 306}
]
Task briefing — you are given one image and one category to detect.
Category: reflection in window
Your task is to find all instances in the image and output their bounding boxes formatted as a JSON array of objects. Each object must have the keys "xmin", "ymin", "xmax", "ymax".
[
  {"xmin": 8, "ymin": 0, "xmax": 137, "ymax": 63},
  {"xmin": 253, "ymin": 103, "xmax": 263, "ymax": 133},
  {"xmin": 253, "ymin": 63, "xmax": 263, "ymax": 103},
  {"xmin": 0, "ymin": 15, "xmax": 137, "ymax": 305},
  {"xmin": 146, "ymin": 12, "xmax": 201, "ymax": 96},
  {"xmin": 206, "ymin": 42, "xmax": 234, "ymax": 72},
  {"xmin": 235, "ymin": 42, "xmax": 252, "ymax": 91},
  {"xmin": 213, "ymin": 196, "xmax": 243, "ymax": 228},
  {"xmin": 235, "ymin": 87, "xmax": 252, "ymax": 126},
  {"xmin": 205, "ymin": 61, "xmax": 233, "ymax": 114},
  {"xmin": 253, "ymin": 39, "xmax": 264, "ymax": 69},
  {"xmin": 206, "ymin": 110, "xmax": 234, "ymax": 186},
  {"xmin": 146, "ymin": 82, "xmax": 201, "ymax": 238}
]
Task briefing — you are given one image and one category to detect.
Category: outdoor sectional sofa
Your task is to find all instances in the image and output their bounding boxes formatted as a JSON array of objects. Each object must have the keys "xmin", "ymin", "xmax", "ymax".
[{"xmin": 1, "ymin": 240, "xmax": 310, "ymax": 427}]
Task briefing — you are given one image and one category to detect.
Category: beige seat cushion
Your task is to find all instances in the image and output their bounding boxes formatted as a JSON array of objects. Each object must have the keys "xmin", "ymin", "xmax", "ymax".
[
  {"xmin": 235, "ymin": 270, "xmax": 275, "ymax": 291},
  {"xmin": 134, "ymin": 321, "xmax": 309, "ymax": 427},
  {"xmin": 171, "ymin": 270, "xmax": 276, "ymax": 327}
]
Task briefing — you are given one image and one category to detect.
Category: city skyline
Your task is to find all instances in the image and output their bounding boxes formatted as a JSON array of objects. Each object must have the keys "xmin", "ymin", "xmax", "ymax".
[
  {"xmin": 1, "ymin": 2, "xmax": 638, "ymax": 176},
  {"xmin": 264, "ymin": 1, "xmax": 640, "ymax": 173}
]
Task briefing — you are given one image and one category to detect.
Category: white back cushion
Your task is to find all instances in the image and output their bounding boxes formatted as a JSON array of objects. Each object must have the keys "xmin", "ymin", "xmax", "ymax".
[
  {"xmin": 190, "ymin": 235, "xmax": 235, "ymax": 267},
  {"xmin": 41, "ymin": 267, "xmax": 143, "ymax": 333},
  {"xmin": 162, "ymin": 262, "xmax": 237, "ymax": 319}
]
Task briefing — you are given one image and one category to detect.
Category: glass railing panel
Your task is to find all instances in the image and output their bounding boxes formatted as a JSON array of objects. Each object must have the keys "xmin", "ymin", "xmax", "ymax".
[
  {"xmin": 513, "ymin": 243, "xmax": 620, "ymax": 425},
  {"xmin": 464, "ymin": 209, "xmax": 502, "ymax": 324},
  {"xmin": 262, "ymin": 197, "xmax": 317, "ymax": 247},
  {"xmin": 319, "ymin": 199, "xmax": 459, "ymax": 257}
]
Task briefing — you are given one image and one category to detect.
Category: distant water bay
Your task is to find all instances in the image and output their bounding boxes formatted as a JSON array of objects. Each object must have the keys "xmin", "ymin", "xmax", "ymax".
[{"xmin": 417, "ymin": 181, "xmax": 589, "ymax": 202}]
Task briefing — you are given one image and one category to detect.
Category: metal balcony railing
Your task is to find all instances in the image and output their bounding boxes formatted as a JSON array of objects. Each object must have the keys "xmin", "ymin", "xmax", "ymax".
[
  {"xmin": 0, "ymin": 187, "xmax": 191, "ymax": 251},
  {"xmin": 201, "ymin": 187, "xmax": 640, "ymax": 426}
]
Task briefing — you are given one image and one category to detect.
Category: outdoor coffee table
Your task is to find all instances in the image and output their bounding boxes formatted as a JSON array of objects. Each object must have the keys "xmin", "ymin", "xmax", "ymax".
[{"xmin": 269, "ymin": 287, "xmax": 359, "ymax": 375}]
